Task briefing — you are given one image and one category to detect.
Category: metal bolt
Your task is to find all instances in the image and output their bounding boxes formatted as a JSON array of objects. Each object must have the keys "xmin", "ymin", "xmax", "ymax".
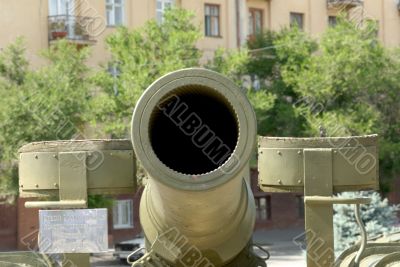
[
  {"xmin": 297, "ymin": 179, "xmax": 302, "ymax": 184},
  {"xmin": 278, "ymin": 179, "xmax": 282, "ymax": 185},
  {"xmin": 35, "ymin": 184, "xmax": 39, "ymax": 188},
  {"xmin": 259, "ymin": 151, "xmax": 263, "ymax": 154},
  {"xmin": 53, "ymin": 154, "xmax": 58, "ymax": 159},
  {"xmin": 297, "ymin": 150, "xmax": 302, "ymax": 155},
  {"xmin": 35, "ymin": 155, "xmax": 38, "ymax": 159},
  {"xmin": 54, "ymin": 183, "xmax": 58, "ymax": 188},
  {"xmin": 277, "ymin": 151, "xmax": 282, "ymax": 155},
  {"xmin": 20, "ymin": 184, "xmax": 23, "ymax": 188}
]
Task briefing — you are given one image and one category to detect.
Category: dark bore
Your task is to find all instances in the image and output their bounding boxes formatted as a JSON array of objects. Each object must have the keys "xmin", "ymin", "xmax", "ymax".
[{"xmin": 149, "ymin": 86, "xmax": 239, "ymax": 175}]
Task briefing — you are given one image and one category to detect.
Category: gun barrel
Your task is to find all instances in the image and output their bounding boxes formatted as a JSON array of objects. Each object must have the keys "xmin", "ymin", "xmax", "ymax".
[{"xmin": 131, "ymin": 68, "xmax": 257, "ymax": 266}]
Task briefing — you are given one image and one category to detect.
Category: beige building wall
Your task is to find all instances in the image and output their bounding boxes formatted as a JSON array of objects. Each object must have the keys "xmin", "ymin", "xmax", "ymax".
[
  {"xmin": 0, "ymin": 0, "xmax": 49, "ymax": 68},
  {"xmin": 1, "ymin": 0, "xmax": 400, "ymax": 69}
]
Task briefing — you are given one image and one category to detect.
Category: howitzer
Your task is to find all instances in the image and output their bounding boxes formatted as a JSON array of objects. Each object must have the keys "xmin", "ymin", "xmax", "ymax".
[
  {"xmin": 130, "ymin": 68, "xmax": 266, "ymax": 267},
  {"xmin": 1, "ymin": 68, "xmax": 399, "ymax": 267}
]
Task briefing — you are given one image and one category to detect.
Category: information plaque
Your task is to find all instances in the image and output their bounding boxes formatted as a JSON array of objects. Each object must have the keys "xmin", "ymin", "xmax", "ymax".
[{"xmin": 38, "ymin": 208, "xmax": 108, "ymax": 253}]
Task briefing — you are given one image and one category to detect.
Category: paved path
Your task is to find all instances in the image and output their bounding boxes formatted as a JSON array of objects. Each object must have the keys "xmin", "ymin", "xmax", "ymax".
[
  {"xmin": 253, "ymin": 228, "xmax": 307, "ymax": 267},
  {"xmin": 92, "ymin": 228, "xmax": 308, "ymax": 266}
]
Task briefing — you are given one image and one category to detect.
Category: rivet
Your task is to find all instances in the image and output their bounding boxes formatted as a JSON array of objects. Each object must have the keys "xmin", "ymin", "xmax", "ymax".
[
  {"xmin": 297, "ymin": 150, "xmax": 302, "ymax": 155},
  {"xmin": 20, "ymin": 184, "xmax": 23, "ymax": 188},
  {"xmin": 53, "ymin": 154, "xmax": 58, "ymax": 159},
  {"xmin": 278, "ymin": 179, "xmax": 282, "ymax": 184},
  {"xmin": 277, "ymin": 151, "xmax": 282, "ymax": 155},
  {"xmin": 347, "ymin": 143, "xmax": 351, "ymax": 146},
  {"xmin": 110, "ymin": 152, "xmax": 113, "ymax": 156},
  {"xmin": 54, "ymin": 183, "xmax": 58, "ymax": 187},
  {"xmin": 259, "ymin": 151, "xmax": 263, "ymax": 154},
  {"xmin": 35, "ymin": 184, "xmax": 39, "ymax": 188},
  {"xmin": 297, "ymin": 179, "xmax": 302, "ymax": 184},
  {"xmin": 35, "ymin": 155, "xmax": 38, "ymax": 159},
  {"xmin": 333, "ymin": 150, "xmax": 337, "ymax": 154},
  {"xmin": 88, "ymin": 152, "xmax": 92, "ymax": 157}
]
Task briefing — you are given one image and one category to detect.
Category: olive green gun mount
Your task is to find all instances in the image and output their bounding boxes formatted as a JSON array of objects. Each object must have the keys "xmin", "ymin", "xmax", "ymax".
[
  {"xmin": 14, "ymin": 139, "xmax": 136, "ymax": 267},
  {"xmin": 258, "ymin": 135, "xmax": 400, "ymax": 267}
]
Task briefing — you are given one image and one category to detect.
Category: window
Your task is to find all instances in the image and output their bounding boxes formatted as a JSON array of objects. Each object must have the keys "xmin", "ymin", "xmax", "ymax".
[
  {"xmin": 290, "ymin": 12, "xmax": 304, "ymax": 29},
  {"xmin": 296, "ymin": 195, "xmax": 304, "ymax": 218},
  {"xmin": 156, "ymin": 0, "xmax": 174, "ymax": 23},
  {"xmin": 328, "ymin": 16, "xmax": 337, "ymax": 27},
  {"xmin": 49, "ymin": 0, "xmax": 71, "ymax": 15},
  {"xmin": 106, "ymin": 0, "xmax": 124, "ymax": 26},
  {"xmin": 248, "ymin": 9, "xmax": 263, "ymax": 37},
  {"xmin": 113, "ymin": 199, "xmax": 133, "ymax": 229},
  {"xmin": 205, "ymin": 4, "xmax": 220, "ymax": 37},
  {"xmin": 255, "ymin": 196, "xmax": 271, "ymax": 221}
]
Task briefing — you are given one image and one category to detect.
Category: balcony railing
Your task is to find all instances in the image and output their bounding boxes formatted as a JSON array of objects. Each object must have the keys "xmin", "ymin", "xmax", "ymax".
[
  {"xmin": 327, "ymin": 0, "xmax": 363, "ymax": 8},
  {"xmin": 48, "ymin": 15, "xmax": 96, "ymax": 44}
]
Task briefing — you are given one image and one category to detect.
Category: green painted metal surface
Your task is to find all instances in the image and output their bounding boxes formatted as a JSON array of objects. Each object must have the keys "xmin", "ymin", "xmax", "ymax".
[{"xmin": 131, "ymin": 68, "xmax": 263, "ymax": 267}]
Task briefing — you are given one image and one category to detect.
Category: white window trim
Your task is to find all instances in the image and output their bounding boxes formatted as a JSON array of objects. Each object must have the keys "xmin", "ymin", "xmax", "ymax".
[
  {"xmin": 49, "ymin": 0, "xmax": 74, "ymax": 15},
  {"xmin": 113, "ymin": 199, "xmax": 133, "ymax": 229},
  {"xmin": 106, "ymin": 0, "xmax": 125, "ymax": 26},
  {"xmin": 156, "ymin": 0, "xmax": 174, "ymax": 23},
  {"xmin": 204, "ymin": 4, "xmax": 221, "ymax": 37}
]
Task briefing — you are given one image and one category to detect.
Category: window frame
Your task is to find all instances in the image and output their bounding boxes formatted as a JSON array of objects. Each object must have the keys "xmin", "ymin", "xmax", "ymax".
[
  {"xmin": 113, "ymin": 199, "xmax": 133, "ymax": 229},
  {"xmin": 106, "ymin": 0, "xmax": 125, "ymax": 27},
  {"xmin": 255, "ymin": 196, "xmax": 271, "ymax": 221},
  {"xmin": 290, "ymin": 12, "xmax": 304, "ymax": 30},
  {"xmin": 204, "ymin": 3, "xmax": 221, "ymax": 37},
  {"xmin": 328, "ymin": 16, "xmax": 337, "ymax": 27},
  {"xmin": 156, "ymin": 0, "xmax": 174, "ymax": 23},
  {"xmin": 248, "ymin": 8, "xmax": 264, "ymax": 37},
  {"xmin": 49, "ymin": 0, "xmax": 71, "ymax": 16}
]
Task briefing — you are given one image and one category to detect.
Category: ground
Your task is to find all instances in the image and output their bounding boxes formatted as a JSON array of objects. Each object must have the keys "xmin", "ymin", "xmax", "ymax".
[{"xmin": 91, "ymin": 228, "xmax": 307, "ymax": 267}]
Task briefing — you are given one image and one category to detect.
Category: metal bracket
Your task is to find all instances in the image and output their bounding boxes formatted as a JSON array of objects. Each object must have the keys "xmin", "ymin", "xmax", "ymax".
[
  {"xmin": 304, "ymin": 148, "xmax": 334, "ymax": 267},
  {"xmin": 25, "ymin": 152, "xmax": 88, "ymax": 209}
]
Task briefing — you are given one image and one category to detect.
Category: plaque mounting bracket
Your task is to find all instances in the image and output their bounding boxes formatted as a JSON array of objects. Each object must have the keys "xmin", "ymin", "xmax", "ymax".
[{"xmin": 25, "ymin": 151, "xmax": 88, "ymax": 209}]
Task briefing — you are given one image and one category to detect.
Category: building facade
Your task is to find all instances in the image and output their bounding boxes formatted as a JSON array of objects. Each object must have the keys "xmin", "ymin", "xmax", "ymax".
[{"xmin": 2, "ymin": 0, "xmax": 400, "ymax": 68}]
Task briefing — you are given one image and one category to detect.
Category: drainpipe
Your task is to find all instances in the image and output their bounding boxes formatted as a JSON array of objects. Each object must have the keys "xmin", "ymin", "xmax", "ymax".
[
  {"xmin": 381, "ymin": 0, "xmax": 385, "ymax": 45},
  {"xmin": 236, "ymin": 0, "xmax": 240, "ymax": 47},
  {"xmin": 308, "ymin": 0, "xmax": 312, "ymax": 33}
]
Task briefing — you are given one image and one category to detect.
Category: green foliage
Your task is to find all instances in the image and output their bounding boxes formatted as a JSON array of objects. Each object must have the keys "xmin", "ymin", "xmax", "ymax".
[
  {"xmin": 0, "ymin": 40, "xmax": 91, "ymax": 194},
  {"xmin": 334, "ymin": 191, "xmax": 399, "ymax": 254},
  {"xmin": 88, "ymin": 195, "xmax": 114, "ymax": 209},
  {"xmin": 0, "ymin": 37, "xmax": 28, "ymax": 85},
  {"xmin": 206, "ymin": 47, "xmax": 249, "ymax": 86},
  {"xmin": 274, "ymin": 17, "xmax": 400, "ymax": 187},
  {"xmin": 243, "ymin": 29, "xmax": 310, "ymax": 137},
  {"xmin": 90, "ymin": 8, "xmax": 201, "ymax": 137},
  {"xmin": 246, "ymin": 31, "xmax": 279, "ymax": 81}
]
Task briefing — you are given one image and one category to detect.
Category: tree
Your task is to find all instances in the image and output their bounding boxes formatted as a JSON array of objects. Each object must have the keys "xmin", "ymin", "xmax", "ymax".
[
  {"xmin": 334, "ymin": 191, "xmax": 399, "ymax": 254},
  {"xmin": 90, "ymin": 8, "xmax": 202, "ymax": 138},
  {"xmin": 274, "ymin": 18, "xmax": 400, "ymax": 190},
  {"xmin": 242, "ymin": 27, "xmax": 313, "ymax": 137},
  {"xmin": 0, "ymin": 40, "xmax": 92, "ymax": 194}
]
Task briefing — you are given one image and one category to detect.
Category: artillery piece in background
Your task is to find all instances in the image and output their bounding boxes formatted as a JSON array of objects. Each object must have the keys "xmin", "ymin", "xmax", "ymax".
[{"xmin": 0, "ymin": 68, "xmax": 398, "ymax": 267}]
